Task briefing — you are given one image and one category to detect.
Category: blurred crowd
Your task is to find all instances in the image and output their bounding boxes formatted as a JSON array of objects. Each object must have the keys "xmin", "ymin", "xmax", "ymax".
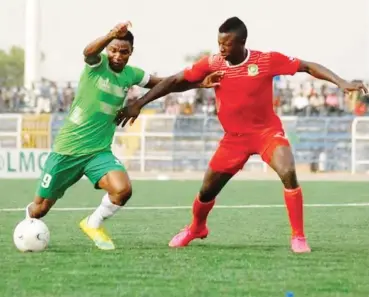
[
  {"xmin": 0, "ymin": 79, "xmax": 75, "ymax": 113},
  {"xmin": 0, "ymin": 77, "xmax": 368, "ymax": 116},
  {"xmin": 272, "ymin": 78, "xmax": 369, "ymax": 117}
]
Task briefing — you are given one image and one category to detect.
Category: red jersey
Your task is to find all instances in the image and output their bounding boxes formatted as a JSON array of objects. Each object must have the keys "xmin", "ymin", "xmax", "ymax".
[{"xmin": 183, "ymin": 50, "xmax": 300, "ymax": 133}]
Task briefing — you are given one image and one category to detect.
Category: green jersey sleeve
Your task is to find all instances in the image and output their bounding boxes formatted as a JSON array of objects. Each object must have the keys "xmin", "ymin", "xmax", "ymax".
[
  {"xmin": 84, "ymin": 54, "xmax": 108, "ymax": 75},
  {"xmin": 131, "ymin": 66, "xmax": 150, "ymax": 87}
]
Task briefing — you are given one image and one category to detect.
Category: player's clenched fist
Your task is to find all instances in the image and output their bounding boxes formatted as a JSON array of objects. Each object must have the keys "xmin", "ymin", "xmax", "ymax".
[
  {"xmin": 115, "ymin": 101, "xmax": 142, "ymax": 127},
  {"xmin": 110, "ymin": 21, "xmax": 132, "ymax": 39}
]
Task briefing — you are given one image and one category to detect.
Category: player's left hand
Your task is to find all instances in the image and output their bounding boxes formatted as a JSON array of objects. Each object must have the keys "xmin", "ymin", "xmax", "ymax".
[
  {"xmin": 200, "ymin": 71, "xmax": 225, "ymax": 88},
  {"xmin": 338, "ymin": 80, "xmax": 368, "ymax": 94},
  {"xmin": 111, "ymin": 21, "xmax": 132, "ymax": 39},
  {"xmin": 114, "ymin": 101, "xmax": 142, "ymax": 127}
]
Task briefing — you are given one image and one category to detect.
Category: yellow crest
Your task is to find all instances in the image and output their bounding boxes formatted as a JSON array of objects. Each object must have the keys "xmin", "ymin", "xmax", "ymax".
[{"xmin": 248, "ymin": 64, "xmax": 259, "ymax": 76}]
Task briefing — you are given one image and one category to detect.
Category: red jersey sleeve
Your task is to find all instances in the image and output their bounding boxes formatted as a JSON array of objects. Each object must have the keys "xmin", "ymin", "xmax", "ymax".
[
  {"xmin": 183, "ymin": 56, "xmax": 211, "ymax": 82},
  {"xmin": 270, "ymin": 52, "xmax": 300, "ymax": 76}
]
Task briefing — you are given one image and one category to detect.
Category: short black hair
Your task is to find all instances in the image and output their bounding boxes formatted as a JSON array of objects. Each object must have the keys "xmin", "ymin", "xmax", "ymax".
[
  {"xmin": 120, "ymin": 30, "xmax": 134, "ymax": 46},
  {"xmin": 219, "ymin": 17, "xmax": 247, "ymax": 42}
]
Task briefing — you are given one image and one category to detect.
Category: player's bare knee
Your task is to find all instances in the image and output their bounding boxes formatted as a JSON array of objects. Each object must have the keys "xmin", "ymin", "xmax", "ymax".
[
  {"xmin": 109, "ymin": 184, "xmax": 132, "ymax": 205},
  {"xmin": 279, "ymin": 165, "xmax": 298, "ymax": 189}
]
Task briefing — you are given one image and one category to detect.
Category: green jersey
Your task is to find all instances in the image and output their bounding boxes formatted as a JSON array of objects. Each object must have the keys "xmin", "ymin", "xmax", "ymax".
[{"xmin": 53, "ymin": 54, "xmax": 149, "ymax": 156}]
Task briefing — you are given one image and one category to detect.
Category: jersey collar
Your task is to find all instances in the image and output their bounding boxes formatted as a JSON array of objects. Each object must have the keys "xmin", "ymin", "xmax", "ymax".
[{"xmin": 225, "ymin": 48, "xmax": 251, "ymax": 68}]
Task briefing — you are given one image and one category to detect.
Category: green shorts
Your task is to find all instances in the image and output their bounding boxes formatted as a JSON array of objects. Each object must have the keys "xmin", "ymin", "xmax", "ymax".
[{"xmin": 36, "ymin": 151, "xmax": 126, "ymax": 199}]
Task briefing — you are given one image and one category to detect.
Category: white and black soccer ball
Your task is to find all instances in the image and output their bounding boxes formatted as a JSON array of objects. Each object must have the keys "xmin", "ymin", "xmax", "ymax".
[{"xmin": 13, "ymin": 218, "xmax": 50, "ymax": 252}]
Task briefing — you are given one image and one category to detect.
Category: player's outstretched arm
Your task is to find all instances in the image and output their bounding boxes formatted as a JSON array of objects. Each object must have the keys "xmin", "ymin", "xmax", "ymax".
[
  {"xmin": 83, "ymin": 22, "xmax": 131, "ymax": 66},
  {"xmin": 113, "ymin": 72, "xmax": 185, "ymax": 127},
  {"xmin": 298, "ymin": 60, "xmax": 368, "ymax": 94},
  {"xmin": 143, "ymin": 72, "xmax": 222, "ymax": 92},
  {"xmin": 138, "ymin": 54, "xmax": 217, "ymax": 100},
  {"xmin": 140, "ymin": 72, "xmax": 190, "ymax": 104},
  {"xmin": 115, "ymin": 71, "xmax": 223, "ymax": 127}
]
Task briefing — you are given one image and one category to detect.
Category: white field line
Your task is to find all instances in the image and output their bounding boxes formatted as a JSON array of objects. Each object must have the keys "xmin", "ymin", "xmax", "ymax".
[{"xmin": 1, "ymin": 202, "xmax": 369, "ymax": 212}]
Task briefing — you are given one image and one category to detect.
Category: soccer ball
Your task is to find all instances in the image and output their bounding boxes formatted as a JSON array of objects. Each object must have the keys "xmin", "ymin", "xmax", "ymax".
[{"xmin": 13, "ymin": 218, "xmax": 50, "ymax": 252}]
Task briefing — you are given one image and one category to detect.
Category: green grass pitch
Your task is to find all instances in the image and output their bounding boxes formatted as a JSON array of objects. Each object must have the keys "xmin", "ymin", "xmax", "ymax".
[{"xmin": 0, "ymin": 179, "xmax": 368, "ymax": 297}]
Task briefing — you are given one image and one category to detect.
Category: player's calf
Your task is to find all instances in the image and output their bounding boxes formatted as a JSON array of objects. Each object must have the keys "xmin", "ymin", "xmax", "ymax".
[
  {"xmin": 194, "ymin": 169, "xmax": 233, "ymax": 229},
  {"xmin": 26, "ymin": 197, "xmax": 56, "ymax": 219},
  {"xmin": 268, "ymin": 145, "xmax": 311, "ymax": 252}
]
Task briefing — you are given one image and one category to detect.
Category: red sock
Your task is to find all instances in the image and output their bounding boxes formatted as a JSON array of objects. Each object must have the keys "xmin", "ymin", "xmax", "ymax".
[
  {"xmin": 190, "ymin": 195, "xmax": 215, "ymax": 232},
  {"xmin": 284, "ymin": 187, "xmax": 305, "ymax": 237}
]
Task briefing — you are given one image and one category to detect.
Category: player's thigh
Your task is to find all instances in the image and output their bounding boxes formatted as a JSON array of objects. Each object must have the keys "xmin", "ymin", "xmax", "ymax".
[
  {"xmin": 209, "ymin": 141, "xmax": 250, "ymax": 175},
  {"xmin": 35, "ymin": 152, "xmax": 85, "ymax": 200},
  {"xmin": 84, "ymin": 151, "xmax": 130, "ymax": 193},
  {"xmin": 258, "ymin": 129, "xmax": 295, "ymax": 170}
]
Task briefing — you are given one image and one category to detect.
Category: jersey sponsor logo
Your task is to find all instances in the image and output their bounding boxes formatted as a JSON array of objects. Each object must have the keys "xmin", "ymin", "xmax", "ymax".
[
  {"xmin": 97, "ymin": 77, "xmax": 125, "ymax": 97},
  {"xmin": 247, "ymin": 64, "xmax": 259, "ymax": 76}
]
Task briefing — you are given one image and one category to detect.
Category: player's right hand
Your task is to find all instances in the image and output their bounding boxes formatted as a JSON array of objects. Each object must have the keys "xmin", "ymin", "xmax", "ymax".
[
  {"xmin": 110, "ymin": 21, "xmax": 132, "ymax": 39},
  {"xmin": 338, "ymin": 80, "xmax": 368, "ymax": 94},
  {"xmin": 200, "ymin": 71, "xmax": 225, "ymax": 88},
  {"xmin": 114, "ymin": 100, "xmax": 142, "ymax": 127}
]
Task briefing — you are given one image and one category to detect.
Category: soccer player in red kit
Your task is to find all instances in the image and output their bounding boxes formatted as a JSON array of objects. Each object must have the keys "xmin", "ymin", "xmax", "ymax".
[{"xmin": 115, "ymin": 17, "xmax": 367, "ymax": 253}]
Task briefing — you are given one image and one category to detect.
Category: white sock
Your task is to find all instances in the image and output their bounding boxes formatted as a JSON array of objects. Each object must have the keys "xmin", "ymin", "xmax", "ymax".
[
  {"xmin": 25, "ymin": 202, "xmax": 34, "ymax": 219},
  {"xmin": 87, "ymin": 193, "xmax": 121, "ymax": 228}
]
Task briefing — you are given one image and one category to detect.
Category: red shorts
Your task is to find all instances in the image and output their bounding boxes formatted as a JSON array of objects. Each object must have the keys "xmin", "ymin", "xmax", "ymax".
[{"xmin": 209, "ymin": 128, "xmax": 290, "ymax": 174}]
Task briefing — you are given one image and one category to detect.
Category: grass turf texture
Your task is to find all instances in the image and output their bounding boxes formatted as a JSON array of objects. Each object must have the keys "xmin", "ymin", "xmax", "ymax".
[{"xmin": 0, "ymin": 180, "xmax": 368, "ymax": 297}]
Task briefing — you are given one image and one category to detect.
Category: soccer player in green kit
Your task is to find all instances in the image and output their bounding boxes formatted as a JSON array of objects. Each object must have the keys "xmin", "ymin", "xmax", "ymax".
[{"xmin": 24, "ymin": 22, "xmax": 223, "ymax": 250}]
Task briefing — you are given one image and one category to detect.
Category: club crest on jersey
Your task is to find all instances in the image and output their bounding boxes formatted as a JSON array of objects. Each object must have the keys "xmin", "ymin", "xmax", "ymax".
[
  {"xmin": 101, "ymin": 78, "xmax": 110, "ymax": 90},
  {"xmin": 248, "ymin": 64, "xmax": 259, "ymax": 76}
]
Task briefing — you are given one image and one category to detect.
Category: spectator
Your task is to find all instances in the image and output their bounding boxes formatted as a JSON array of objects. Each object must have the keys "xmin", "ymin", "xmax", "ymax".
[
  {"xmin": 292, "ymin": 92, "xmax": 309, "ymax": 115},
  {"xmin": 280, "ymin": 81, "xmax": 294, "ymax": 115},
  {"xmin": 325, "ymin": 89, "xmax": 340, "ymax": 115},
  {"xmin": 50, "ymin": 82, "xmax": 59, "ymax": 112},
  {"xmin": 62, "ymin": 82, "xmax": 75, "ymax": 112},
  {"xmin": 181, "ymin": 102, "xmax": 193, "ymax": 115},
  {"xmin": 165, "ymin": 95, "xmax": 180, "ymax": 115},
  {"xmin": 308, "ymin": 91, "xmax": 325, "ymax": 116},
  {"xmin": 24, "ymin": 83, "xmax": 37, "ymax": 109},
  {"xmin": 36, "ymin": 79, "xmax": 51, "ymax": 113}
]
